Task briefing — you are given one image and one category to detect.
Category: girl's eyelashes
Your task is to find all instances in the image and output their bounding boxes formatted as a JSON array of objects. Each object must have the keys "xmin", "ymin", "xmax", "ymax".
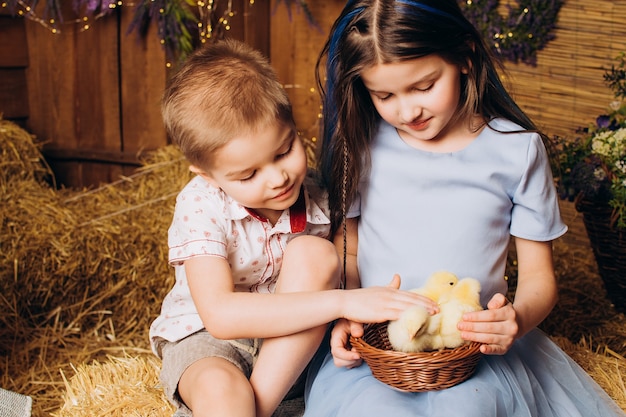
[
  {"xmin": 373, "ymin": 93, "xmax": 392, "ymax": 102},
  {"xmin": 372, "ymin": 83, "xmax": 434, "ymax": 101},
  {"xmin": 415, "ymin": 83, "xmax": 434, "ymax": 92}
]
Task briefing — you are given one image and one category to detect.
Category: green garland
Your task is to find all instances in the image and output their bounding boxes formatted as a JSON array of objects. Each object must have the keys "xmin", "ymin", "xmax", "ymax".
[{"xmin": 459, "ymin": 0, "xmax": 563, "ymax": 66}]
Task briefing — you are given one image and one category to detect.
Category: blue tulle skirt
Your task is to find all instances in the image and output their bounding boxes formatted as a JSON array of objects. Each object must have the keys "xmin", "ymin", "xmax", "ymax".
[{"xmin": 304, "ymin": 329, "xmax": 625, "ymax": 417}]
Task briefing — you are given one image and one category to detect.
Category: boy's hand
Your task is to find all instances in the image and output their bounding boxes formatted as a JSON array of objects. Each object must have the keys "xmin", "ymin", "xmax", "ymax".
[
  {"xmin": 341, "ymin": 275, "xmax": 439, "ymax": 324},
  {"xmin": 332, "ymin": 275, "xmax": 439, "ymax": 368}
]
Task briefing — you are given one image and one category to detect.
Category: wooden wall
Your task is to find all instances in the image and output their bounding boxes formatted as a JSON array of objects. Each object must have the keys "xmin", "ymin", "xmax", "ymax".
[
  {"xmin": 0, "ymin": 1, "xmax": 269, "ymax": 188},
  {"xmin": 0, "ymin": 7, "xmax": 29, "ymax": 126}
]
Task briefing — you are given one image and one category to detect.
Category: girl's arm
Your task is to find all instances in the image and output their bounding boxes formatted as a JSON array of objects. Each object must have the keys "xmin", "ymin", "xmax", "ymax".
[
  {"xmin": 329, "ymin": 218, "xmax": 438, "ymax": 367},
  {"xmin": 330, "ymin": 217, "xmax": 366, "ymax": 367},
  {"xmin": 510, "ymin": 237, "xmax": 559, "ymax": 335},
  {"xmin": 333, "ymin": 217, "xmax": 361, "ymax": 290},
  {"xmin": 459, "ymin": 238, "xmax": 558, "ymax": 355}
]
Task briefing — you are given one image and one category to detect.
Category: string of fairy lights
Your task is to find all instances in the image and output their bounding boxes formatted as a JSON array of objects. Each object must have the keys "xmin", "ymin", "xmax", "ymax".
[
  {"xmin": 1, "ymin": 0, "xmax": 123, "ymax": 34},
  {"xmin": 0, "ymin": 0, "xmax": 314, "ymax": 65},
  {"xmin": 2, "ymin": 1, "xmax": 561, "ymax": 66}
]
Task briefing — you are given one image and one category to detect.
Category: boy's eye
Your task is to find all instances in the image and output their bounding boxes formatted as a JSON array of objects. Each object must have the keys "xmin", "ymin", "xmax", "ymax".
[
  {"xmin": 276, "ymin": 142, "xmax": 293, "ymax": 159},
  {"xmin": 240, "ymin": 171, "xmax": 256, "ymax": 182}
]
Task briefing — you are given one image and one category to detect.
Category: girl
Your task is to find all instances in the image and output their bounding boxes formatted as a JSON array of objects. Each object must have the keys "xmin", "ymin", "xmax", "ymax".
[
  {"xmin": 150, "ymin": 39, "xmax": 437, "ymax": 417},
  {"xmin": 304, "ymin": 1, "xmax": 626, "ymax": 416}
]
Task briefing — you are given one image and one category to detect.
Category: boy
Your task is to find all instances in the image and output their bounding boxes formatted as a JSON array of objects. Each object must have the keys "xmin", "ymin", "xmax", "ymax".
[{"xmin": 150, "ymin": 39, "xmax": 435, "ymax": 417}]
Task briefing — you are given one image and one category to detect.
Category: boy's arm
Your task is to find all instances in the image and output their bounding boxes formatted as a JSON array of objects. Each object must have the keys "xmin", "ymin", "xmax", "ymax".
[
  {"xmin": 186, "ymin": 241, "xmax": 432, "ymax": 340},
  {"xmin": 185, "ymin": 255, "xmax": 342, "ymax": 340},
  {"xmin": 333, "ymin": 217, "xmax": 360, "ymax": 290}
]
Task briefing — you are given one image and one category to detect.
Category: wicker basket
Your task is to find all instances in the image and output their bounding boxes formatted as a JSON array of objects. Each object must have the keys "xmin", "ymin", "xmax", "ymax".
[
  {"xmin": 576, "ymin": 198, "xmax": 626, "ymax": 313},
  {"xmin": 350, "ymin": 322, "xmax": 482, "ymax": 392}
]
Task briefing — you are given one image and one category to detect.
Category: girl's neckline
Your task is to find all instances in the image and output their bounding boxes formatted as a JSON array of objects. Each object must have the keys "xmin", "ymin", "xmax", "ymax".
[{"xmin": 391, "ymin": 116, "xmax": 488, "ymax": 154}]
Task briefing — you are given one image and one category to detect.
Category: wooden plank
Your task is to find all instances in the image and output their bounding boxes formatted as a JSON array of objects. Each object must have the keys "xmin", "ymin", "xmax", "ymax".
[
  {"xmin": 24, "ymin": 18, "xmax": 78, "ymax": 146},
  {"xmin": 47, "ymin": 159, "xmax": 123, "ymax": 189},
  {"xmin": 0, "ymin": 16, "xmax": 28, "ymax": 67},
  {"xmin": 24, "ymin": 6, "xmax": 125, "ymax": 188},
  {"xmin": 243, "ymin": 0, "xmax": 270, "ymax": 58},
  {"xmin": 74, "ymin": 10, "xmax": 122, "ymax": 153},
  {"xmin": 270, "ymin": 0, "xmax": 345, "ymax": 160},
  {"xmin": 0, "ymin": 69, "xmax": 29, "ymax": 119},
  {"xmin": 119, "ymin": 5, "xmax": 167, "ymax": 154},
  {"xmin": 42, "ymin": 147, "xmax": 144, "ymax": 166}
]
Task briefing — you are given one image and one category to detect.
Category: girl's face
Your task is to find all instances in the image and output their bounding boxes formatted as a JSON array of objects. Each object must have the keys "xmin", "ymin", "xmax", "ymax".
[
  {"xmin": 193, "ymin": 121, "xmax": 307, "ymax": 225},
  {"xmin": 360, "ymin": 54, "xmax": 473, "ymax": 152}
]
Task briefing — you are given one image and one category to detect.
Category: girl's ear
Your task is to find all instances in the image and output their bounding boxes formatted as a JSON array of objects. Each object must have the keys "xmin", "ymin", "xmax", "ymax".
[
  {"xmin": 461, "ymin": 56, "xmax": 473, "ymax": 74},
  {"xmin": 190, "ymin": 165, "xmax": 220, "ymax": 188},
  {"xmin": 462, "ymin": 41, "xmax": 475, "ymax": 74}
]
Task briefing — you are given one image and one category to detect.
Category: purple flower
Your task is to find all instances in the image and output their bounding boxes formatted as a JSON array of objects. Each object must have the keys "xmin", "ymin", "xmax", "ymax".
[{"xmin": 596, "ymin": 114, "xmax": 611, "ymax": 129}]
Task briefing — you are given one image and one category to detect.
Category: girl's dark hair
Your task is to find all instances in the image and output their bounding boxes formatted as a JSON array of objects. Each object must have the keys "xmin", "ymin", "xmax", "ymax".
[{"xmin": 316, "ymin": 0, "xmax": 539, "ymax": 234}]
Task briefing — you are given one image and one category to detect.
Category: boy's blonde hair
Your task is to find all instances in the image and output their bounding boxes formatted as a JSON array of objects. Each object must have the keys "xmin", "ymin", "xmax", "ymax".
[{"xmin": 162, "ymin": 38, "xmax": 294, "ymax": 169}]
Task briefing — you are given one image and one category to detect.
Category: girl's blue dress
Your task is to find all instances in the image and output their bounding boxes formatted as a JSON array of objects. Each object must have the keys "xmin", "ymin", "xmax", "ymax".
[{"xmin": 304, "ymin": 119, "xmax": 625, "ymax": 416}]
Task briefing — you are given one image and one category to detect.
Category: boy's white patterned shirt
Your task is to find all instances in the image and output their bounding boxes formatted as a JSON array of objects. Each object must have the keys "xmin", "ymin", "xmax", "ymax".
[{"xmin": 149, "ymin": 173, "xmax": 330, "ymax": 352}]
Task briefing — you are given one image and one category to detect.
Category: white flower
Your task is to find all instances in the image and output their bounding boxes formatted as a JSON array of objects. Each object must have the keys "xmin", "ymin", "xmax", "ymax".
[
  {"xmin": 594, "ymin": 167, "xmax": 607, "ymax": 181},
  {"xmin": 592, "ymin": 128, "xmax": 626, "ymax": 161}
]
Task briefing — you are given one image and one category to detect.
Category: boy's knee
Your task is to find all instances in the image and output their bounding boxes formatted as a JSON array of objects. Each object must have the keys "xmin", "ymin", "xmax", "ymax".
[
  {"xmin": 180, "ymin": 358, "xmax": 253, "ymax": 410},
  {"xmin": 287, "ymin": 235, "xmax": 335, "ymax": 257},
  {"xmin": 282, "ymin": 236, "xmax": 341, "ymax": 288}
]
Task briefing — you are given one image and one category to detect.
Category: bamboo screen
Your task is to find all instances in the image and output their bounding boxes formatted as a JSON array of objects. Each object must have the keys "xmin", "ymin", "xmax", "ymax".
[
  {"xmin": 503, "ymin": 0, "xmax": 626, "ymax": 140},
  {"xmin": 272, "ymin": 0, "xmax": 626, "ymax": 146}
]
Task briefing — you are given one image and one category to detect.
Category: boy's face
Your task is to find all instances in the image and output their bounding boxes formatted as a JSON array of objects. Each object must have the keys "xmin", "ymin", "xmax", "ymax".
[{"xmin": 193, "ymin": 121, "xmax": 307, "ymax": 224}]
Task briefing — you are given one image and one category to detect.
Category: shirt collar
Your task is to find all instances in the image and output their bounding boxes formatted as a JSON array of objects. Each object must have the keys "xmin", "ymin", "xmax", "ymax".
[{"xmin": 225, "ymin": 186, "xmax": 329, "ymax": 233}]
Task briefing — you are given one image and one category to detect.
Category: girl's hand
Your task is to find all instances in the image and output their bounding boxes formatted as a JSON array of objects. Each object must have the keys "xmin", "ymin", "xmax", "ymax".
[
  {"xmin": 330, "ymin": 318, "xmax": 364, "ymax": 368},
  {"xmin": 457, "ymin": 293, "xmax": 518, "ymax": 355}
]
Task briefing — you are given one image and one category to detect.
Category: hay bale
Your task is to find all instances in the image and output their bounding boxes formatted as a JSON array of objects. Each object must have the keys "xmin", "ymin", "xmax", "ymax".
[
  {"xmin": 53, "ymin": 354, "xmax": 305, "ymax": 417},
  {"xmin": 53, "ymin": 354, "xmax": 174, "ymax": 417},
  {"xmin": 0, "ymin": 119, "xmax": 53, "ymax": 186},
  {"xmin": 0, "ymin": 120, "xmax": 193, "ymax": 416},
  {"xmin": 552, "ymin": 336, "xmax": 626, "ymax": 411},
  {"xmin": 0, "ymin": 120, "xmax": 193, "ymax": 339}
]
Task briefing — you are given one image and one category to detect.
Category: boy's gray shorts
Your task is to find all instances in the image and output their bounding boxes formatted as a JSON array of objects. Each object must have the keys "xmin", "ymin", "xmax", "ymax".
[{"xmin": 154, "ymin": 330, "xmax": 261, "ymax": 416}]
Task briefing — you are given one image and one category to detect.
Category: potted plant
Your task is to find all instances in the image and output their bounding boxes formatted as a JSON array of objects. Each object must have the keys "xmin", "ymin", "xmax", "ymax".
[{"xmin": 551, "ymin": 53, "xmax": 626, "ymax": 313}]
